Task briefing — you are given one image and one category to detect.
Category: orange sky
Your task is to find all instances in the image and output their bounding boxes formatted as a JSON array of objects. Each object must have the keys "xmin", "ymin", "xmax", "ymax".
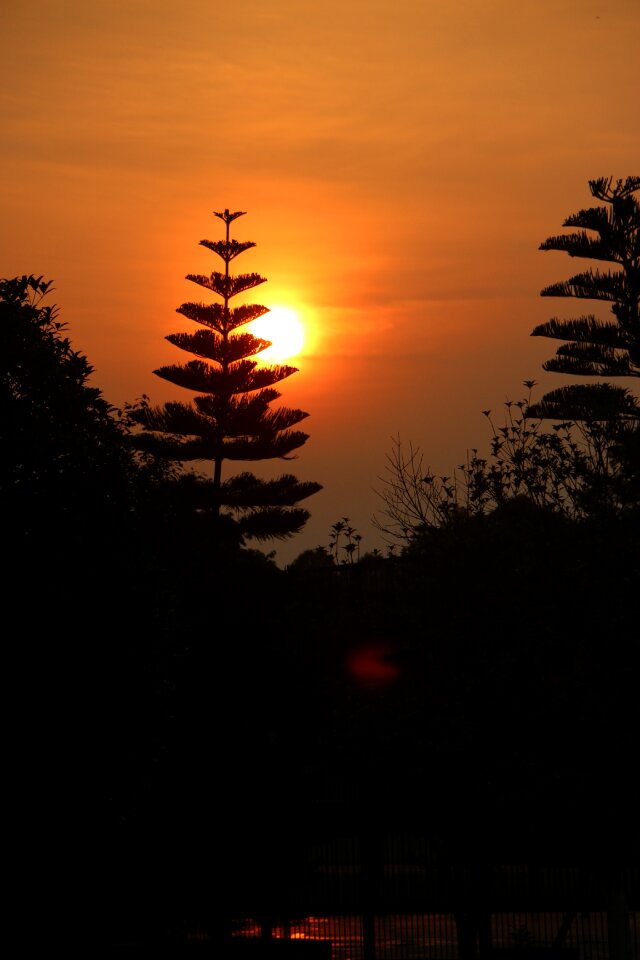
[{"xmin": 2, "ymin": 0, "xmax": 639, "ymax": 565}]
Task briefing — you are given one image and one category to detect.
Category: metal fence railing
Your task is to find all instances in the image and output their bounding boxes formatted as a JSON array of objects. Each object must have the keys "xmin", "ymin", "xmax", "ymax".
[{"xmin": 228, "ymin": 834, "xmax": 639, "ymax": 960}]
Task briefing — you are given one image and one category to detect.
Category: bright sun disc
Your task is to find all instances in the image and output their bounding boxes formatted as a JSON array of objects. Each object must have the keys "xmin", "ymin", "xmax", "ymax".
[{"xmin": 251, "ymin": 306, "xmax": 305, "ymax": 362}]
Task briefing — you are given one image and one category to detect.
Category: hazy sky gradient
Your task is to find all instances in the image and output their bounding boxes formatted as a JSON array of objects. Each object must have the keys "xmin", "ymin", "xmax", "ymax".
[{"xmin": 2, "ymin": 0, "xmax": 639, "ymax": 563}]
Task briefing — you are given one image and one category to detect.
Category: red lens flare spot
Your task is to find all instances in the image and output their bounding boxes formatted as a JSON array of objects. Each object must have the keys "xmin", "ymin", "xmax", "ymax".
[{"xmin": 346, "ymin": 643, "xmax": 401, "ymax": 687}]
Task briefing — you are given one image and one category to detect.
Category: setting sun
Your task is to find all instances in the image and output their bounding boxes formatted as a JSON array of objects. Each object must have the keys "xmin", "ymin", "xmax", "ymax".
[{"xmin": 250, "ymin": 306, "xmax": 306, "ymax": 362}]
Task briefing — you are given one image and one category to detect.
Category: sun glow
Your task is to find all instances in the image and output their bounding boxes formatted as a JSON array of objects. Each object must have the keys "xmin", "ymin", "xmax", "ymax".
[{"xmin": 250, "ymin": 305, "xmax": 306, "ymax": 362}]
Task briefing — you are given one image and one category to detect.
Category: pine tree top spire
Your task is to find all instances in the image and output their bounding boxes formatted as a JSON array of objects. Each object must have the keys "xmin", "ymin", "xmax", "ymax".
[{"xmin": 214, "ymin": 209, "xmax": 247, "ymax": 224}]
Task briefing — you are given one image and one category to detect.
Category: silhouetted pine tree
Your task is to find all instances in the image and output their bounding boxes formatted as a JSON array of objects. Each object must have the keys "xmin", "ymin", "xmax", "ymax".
[
  {"xmin": 131, "ymin": 209, "xmax": 321, "ymax": 541},
  {"xmin": 528, "ymin": 177, "xmax": 639, "ymax": 508},
  {"xmin": 529, "ymin": 175, "xmax": 639, "ymax": 420}
]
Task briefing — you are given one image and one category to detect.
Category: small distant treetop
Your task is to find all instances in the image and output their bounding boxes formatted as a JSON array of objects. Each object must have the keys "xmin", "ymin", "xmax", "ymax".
[{"xmin": 129, "ymin": 209, "xmax": 321, "ymax": 542}]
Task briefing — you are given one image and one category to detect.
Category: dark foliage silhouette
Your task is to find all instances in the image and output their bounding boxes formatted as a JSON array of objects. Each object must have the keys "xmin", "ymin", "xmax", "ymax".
[
  {"xmin": 529, "ymin": 176, "xmax": 639, "ymax": 508},
  {"xmin": 0, "ymin": 273, "xmax": 203, "ymax": 552},
  {"xmin": 531, "ymin": 176, "xmax": 639, "ymax": 386},
  {"xmin": 128, "ymin": 209, "xmax": 321, "ymax": 542},
  {"xmin": 0, "ymin": 275, "xmax": 192, "ymax": 946},
  {"xmin": 374, "ymin": 386, "xmax": 640, "ymax": 549},
  {"xmin": 375, "ymin": 179, "xmax": 640, "ymax": 544},
  {"xmin": 0, "ymin": 275, "xmax": 139, "ymax": 532}
]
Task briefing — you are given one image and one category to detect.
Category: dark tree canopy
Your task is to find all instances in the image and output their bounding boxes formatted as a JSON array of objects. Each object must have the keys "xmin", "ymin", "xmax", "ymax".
[
  {"xmin": 129, "ymin": 210, "xmax": 321, "ymax": 541},
  {"xmin": 0, "ymin": 275, "xmax": 138, "ymax": 530}
]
